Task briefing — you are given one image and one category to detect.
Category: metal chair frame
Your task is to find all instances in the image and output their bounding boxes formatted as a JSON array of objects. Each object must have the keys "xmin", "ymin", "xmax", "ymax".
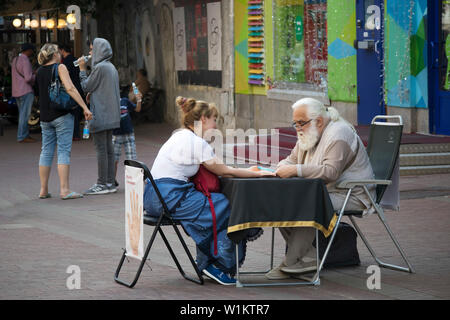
[
  {"xmin": 114, "ymin": 160, "xmax": 203, "ymax": 288},
  {"xmin": 334, "ymin": 115, "xmax": 414, "ymax": 274}
]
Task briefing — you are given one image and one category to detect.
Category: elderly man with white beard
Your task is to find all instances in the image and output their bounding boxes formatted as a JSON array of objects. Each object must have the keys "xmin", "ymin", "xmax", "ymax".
[{"xmin": 265, "ymin": 97, "xmax": 376, "ymax": 280}]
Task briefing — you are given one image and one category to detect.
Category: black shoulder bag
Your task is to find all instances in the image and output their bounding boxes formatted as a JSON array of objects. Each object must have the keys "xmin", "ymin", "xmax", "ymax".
[{"xmin": 48, "ymin": 64, "xmax": 77, "ymax": 111}]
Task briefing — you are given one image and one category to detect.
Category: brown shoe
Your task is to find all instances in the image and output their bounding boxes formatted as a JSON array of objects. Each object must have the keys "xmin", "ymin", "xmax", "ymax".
[
  {"xmin": 265, "ymin": 262, "xmax": 290, "ymax": 280},
  {"xmin": 19, "ymin": 137, "xmax": 36, "ymax": 143},
  {"xmin": 280, "ymin": 260, "xmax": 317, "ymax": 275}
]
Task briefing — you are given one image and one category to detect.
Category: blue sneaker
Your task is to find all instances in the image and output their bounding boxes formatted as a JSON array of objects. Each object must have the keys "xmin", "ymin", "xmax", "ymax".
[{"xmin": 202, "ymin": 264, "xmax": 236, "ymax": 286}]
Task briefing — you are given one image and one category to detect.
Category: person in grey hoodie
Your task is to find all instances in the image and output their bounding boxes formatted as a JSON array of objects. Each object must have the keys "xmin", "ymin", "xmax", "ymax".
[{"xmin": 78, "ymin": 38, "xmax": 121, "ymax": 195}]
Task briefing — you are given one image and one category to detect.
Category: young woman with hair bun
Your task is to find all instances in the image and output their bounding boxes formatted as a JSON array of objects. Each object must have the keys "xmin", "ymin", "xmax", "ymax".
[{"xmin": 144, "ymin": 96, "xmax": 274, "ymax": 285}]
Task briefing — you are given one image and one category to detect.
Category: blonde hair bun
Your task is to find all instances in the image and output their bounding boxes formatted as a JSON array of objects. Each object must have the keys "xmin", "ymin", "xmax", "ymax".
[
  {"xmin": 176, "ymin": 96, "xmax": 196, "ymax": 114},
  {"xmin": 176, "ymin": 96, "xmax": 219, "ymax": 128},
  {"xmin": 38, "ymin": 43, "xmax": 58, "ymax": 65}
]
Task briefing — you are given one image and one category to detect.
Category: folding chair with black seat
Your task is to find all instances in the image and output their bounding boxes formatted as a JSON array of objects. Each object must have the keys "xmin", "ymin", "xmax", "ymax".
[
  {"xmin": 316, "ymin": 115, "xmax": 414, "ymax": 278},
  {"xmin": 114, "ymin": 160, "xmax": 204, "ymax": 288}
]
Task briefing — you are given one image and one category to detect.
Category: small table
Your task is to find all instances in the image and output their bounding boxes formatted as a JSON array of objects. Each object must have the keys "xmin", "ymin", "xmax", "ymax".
[{"xmin": 220, "ymin": 177, "xmax": 337, "ymax": 287}]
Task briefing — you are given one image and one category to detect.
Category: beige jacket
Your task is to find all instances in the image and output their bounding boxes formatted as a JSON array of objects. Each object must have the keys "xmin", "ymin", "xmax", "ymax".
[{"xmin": 278, "ymin": 119, "xmax": 376, "ymax": 210}]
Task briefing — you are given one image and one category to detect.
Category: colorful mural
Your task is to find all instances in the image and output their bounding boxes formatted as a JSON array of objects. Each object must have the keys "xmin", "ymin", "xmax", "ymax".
[
  {"xmin": 385, "ymin": 0, "xmax": 428, "ymax": 108},
  {"xmin": 235, "ymin": 0, "xmax": 271, "ymax": 94},
  {"xmin": 272, "ymin": 0, "xmax": 328, "ymax": 87},
  {"xmin": 247, "ymin": 0, "xmax": 265, "ymax": 86},
  {"xmin": 304, "ymin": 0, "xmax": 327, "ymax": 86},
  {"xmin": 235, "ymin": 0, "xmax": 429, "ymax": 111},
  {"xmin": 327, "ymin": 0, "xmax": 357, "ymax": 102},
  {"xmin": 273, "ymin": 0, "xmax": 305, "ymax": 84}
]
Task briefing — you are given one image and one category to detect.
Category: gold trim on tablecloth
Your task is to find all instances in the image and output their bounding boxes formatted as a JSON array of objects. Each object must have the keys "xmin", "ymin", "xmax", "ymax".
[{"xmin": 227, "ymin": 213, "xmax": 338, "ymax": 238}]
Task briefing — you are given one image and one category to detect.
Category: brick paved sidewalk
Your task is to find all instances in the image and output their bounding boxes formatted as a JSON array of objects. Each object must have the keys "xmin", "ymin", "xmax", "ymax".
[{"xmin": 0, "ymin": 121, "xmax": 449, "ymax": 300}]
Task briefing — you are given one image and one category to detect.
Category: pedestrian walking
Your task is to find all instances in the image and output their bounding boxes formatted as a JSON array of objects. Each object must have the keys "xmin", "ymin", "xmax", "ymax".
[{"xmin": 78, "ymin": 38, "xmax": 121, "ymax": 195}]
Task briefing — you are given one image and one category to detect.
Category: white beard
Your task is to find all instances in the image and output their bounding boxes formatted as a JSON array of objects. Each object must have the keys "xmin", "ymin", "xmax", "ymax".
[{"xmin": 297, "ymin": 123, "xmax": 320, "ymax": 151}]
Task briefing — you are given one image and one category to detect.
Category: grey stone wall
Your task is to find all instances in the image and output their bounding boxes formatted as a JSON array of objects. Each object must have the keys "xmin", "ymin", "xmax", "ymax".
[
  {"xmin": 92, "ymin": 0, "xmax": 235, "ymax": 132},
  {"xmin": 387, "ymin": 106, "xmax": 430, "ymax": 134},
  {"xmin": 152, "ymin": 0, "xmax": 236, "ymax": 131}
]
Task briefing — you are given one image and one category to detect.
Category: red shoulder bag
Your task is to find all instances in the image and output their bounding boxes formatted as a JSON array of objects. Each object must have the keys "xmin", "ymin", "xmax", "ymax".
[{"xmin": 190, "ymin": 165, "xmax": 220, "ymax": 255}]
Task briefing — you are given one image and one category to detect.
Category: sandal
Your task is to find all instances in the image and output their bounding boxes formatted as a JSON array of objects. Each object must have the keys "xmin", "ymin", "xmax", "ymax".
[
  {"xmin": 61, "ymin": 191, "xmax": 83, "ymax": 200},
  {"xmin": 39, "ymin": 193, "xmax": 51, "ymax": 199}
]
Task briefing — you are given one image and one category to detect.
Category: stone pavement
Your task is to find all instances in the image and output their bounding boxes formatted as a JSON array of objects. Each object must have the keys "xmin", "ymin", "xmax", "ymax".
[{"xmin": 0, "ymin": 120, "xmax": 449, "ymax": 300}]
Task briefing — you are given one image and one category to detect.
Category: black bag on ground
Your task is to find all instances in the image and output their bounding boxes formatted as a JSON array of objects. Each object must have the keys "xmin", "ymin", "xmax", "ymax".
[{"xmin": 312, "ymin": 222, "xmax": 360, "ymax": 268}]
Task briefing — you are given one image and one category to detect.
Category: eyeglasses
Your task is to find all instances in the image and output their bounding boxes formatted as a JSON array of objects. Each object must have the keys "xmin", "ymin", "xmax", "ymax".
[{"xmin": 291, "ymin": 119, "xmax": 313, "ymax": 129}]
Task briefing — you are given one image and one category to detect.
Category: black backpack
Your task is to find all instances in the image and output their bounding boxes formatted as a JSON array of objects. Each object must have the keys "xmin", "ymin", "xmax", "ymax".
[{"xmin": 312, "ymin": 222, "xmax": 360, "ymax": 268}]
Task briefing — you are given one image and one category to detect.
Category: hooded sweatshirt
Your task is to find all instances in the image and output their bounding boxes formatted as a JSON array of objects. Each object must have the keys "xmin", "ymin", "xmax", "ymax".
[{"xmin": 80, "ymin": 38, "xmax": 120, "ymax": 133}]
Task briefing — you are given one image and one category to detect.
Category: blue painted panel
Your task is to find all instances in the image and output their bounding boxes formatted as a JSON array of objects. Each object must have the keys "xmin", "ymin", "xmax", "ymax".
[
  {"xmin": 428, "ymin": 0, "xmax": 450, "ymax": 135},
  {"xmin": 438, "ymin": 96, "xmax": 450, "ymax": 135},
  {"xmin": 328, "ymin": 38, "xmax": 357, "ymax": 59},
  {"xmin": 356, "ymin": 0, "xmax": 385, "ymax": 124}
]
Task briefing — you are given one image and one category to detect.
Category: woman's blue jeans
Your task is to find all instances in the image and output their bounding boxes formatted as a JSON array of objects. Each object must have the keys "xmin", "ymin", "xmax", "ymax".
[{"xmin": 39, "ymin": 113, "xmax": 74, "ymax": 167}]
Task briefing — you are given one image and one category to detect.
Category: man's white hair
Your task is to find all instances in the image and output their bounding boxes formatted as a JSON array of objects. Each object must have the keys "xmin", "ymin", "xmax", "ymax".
[
  {"xmin": 291, "ymin": 98, "xmax": 358, "ymax": 132},
  {"xmin": 292, "ymin": 97, "xmax": 340, "ymax": 122}
]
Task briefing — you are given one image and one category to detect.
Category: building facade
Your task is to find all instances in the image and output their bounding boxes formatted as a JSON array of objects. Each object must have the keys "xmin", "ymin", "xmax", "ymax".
[
  {"xmin": 2, "ymin": 0, "xmax": 449, "ymax": 135},
  {"xmin": 0, "ymin": 0, "xmax": 98, "ymax": 89},
  {"xmin": 131, "ymin": 0, "xmax": 449, "ymax": 135},
  {"xmin": 233, "ymin": 0, "xmax": 449, "ymax": 135}
]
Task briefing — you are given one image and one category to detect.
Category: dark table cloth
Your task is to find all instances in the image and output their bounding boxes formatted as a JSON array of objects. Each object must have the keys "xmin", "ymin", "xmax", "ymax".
[{"xmin": 220, "ymin": 177, "xmax": 337, "ymax": 244}]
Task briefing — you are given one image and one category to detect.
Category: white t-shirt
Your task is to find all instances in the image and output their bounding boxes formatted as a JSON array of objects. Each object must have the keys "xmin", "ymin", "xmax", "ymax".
[{"xmin": 151, "ymin": 129, "xmax": 216, "ymax": 182}]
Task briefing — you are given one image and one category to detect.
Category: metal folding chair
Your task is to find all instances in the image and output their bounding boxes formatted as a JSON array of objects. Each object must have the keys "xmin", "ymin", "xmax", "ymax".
[
  {"xmin": 114, "ymin": 159, "xmax": 204, "ymax": 288},
  {"xmin": 325, "ymin": 115, "xmax": 414, "ymax": 274}
]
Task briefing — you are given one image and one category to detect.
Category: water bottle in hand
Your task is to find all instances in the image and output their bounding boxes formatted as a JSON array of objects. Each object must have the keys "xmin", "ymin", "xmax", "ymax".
[
  {"xmin": 82, "ymin": 121, "xmax": 90, "ymax": 139},
  {"xmin": 74, "ymin": 55, "xmax": 91, "ymax": 67},
  {"xmin": 132, "ymin": 82, "xmax": 139, "ymax": 95}
]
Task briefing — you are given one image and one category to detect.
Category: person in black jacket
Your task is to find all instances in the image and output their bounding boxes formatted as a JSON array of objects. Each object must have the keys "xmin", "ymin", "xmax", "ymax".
[{"xmin": 58, "ymin": 44, "xmax": 86, "ymax": 140}]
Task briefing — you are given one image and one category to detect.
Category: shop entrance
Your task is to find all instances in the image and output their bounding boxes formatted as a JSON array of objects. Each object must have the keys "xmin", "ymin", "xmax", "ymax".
[
  {"xmin": 428, "ymin": 0, "xmax": 450, "ymax": 135},
  {"xmin": 356, "ymin": 0, "xmax": 385, "ymax": 124}
]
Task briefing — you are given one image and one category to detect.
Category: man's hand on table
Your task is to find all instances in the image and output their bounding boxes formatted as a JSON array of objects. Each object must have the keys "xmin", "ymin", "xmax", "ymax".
[{"xmin": 275, "ymin": 165, "xmax": 298, "ymax": 178}]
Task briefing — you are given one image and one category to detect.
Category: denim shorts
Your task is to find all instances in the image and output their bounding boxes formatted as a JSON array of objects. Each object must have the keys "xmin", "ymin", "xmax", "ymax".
[{"xmin": 39, "ymin": 113, "xmax": 74, "ymax": 167}]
